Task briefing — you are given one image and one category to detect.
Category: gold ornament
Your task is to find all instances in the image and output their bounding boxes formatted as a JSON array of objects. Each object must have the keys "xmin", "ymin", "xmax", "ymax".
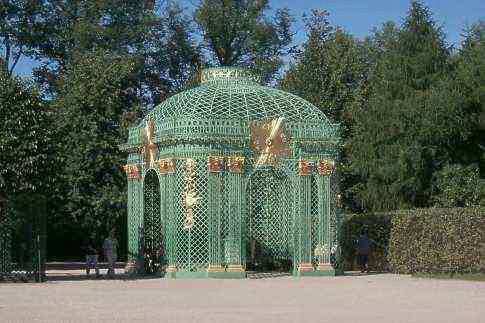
[
  {"xmin": 208, "ymin": 156, "xmax": 224, "ymax": 173},
  {"xmin": 140, "ymin": 119, "xmax": 158, "ymax": 169},
  {"xmin": 227, "ymin": 157, "xmax": 245, "ymax": 173},
  {"xmin": 318, "ymin": 159, "xmax": 335, "ymax": 176},
  {"xmin": 250, "ymin": 117, "xmax": 291, "ymax": 167},
  {"xmin": 299, "ymin": 159, "xmax": 313, "ymax": 176},
  {"xmin": 123, "ymin": 164, "xmax": 141, "ymax": 180},
  {"xmin": 159, "ymin": 158, "xmax": 175, "ymax": 174},
  {"xmin": 183, "ymin": 159, "xmax": 199, "ymax": 230}
]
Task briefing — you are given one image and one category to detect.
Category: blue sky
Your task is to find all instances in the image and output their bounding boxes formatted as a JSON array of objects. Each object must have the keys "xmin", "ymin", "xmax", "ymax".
[{"xmin": 13, "ymin": 0, "xmax": 485, "ymax": 77}]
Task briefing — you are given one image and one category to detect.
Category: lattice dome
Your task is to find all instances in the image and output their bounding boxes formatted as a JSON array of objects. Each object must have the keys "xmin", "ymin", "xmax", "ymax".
[{"xmin": 147, "ymin": 67, "xmax": 331, "ymax": 124}]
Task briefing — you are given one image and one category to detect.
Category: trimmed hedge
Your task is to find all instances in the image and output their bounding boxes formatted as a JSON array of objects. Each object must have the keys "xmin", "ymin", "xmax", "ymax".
[
  {"xmin": 340, "ymin": 213, "xmax": 392, "ymax": 271},
  {"xmin": 389, "ymin": 207, "xmax": 485, "ymax": 274}
]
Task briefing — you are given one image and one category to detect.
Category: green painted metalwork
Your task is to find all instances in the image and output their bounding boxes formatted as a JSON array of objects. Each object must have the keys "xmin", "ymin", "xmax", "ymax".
[
  {"xmin": 121, "ymin": 67, "xmax": 342, "ymax": 278},
  {"xmin": 0, "ymin": 195, "xmax": 46, "ymax": 282}
]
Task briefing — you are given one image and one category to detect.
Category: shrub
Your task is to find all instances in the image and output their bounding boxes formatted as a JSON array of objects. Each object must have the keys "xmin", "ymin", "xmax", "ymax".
[
  {"xmin": 339, "ymin": 212, "xmax": 392, "ymax": 271},
  {"xmin": 432, "ymin": 164, "xmax": 485, "ymax": 208},
  {"xmin": 389, "ymin": 207, "xmax": 485, "ymax": 274}
]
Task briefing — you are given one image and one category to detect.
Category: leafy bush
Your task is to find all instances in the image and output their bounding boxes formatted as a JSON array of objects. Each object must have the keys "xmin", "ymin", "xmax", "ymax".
[
  {"xmin": 389, "ymin": 207, "xmax": 485, "ymax": 274},
  {"xmin": 339, "ymin": 213, "xmax": 392, "ymax": 271},
  {"xmin": 432, "ymin": 164, "xmax": 485, "ymax": 208}
]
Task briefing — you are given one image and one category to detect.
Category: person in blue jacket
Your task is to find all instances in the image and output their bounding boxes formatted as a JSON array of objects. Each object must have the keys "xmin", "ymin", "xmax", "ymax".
[{"xmin": 356, "ymin": 230, "xmax": 374, "ymax": 273}]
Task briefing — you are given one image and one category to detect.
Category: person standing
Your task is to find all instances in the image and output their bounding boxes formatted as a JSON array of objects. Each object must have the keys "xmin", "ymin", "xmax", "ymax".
[
  {"xmin": 356, "ymin": 231, "xmax": 374, "ymax": 273},
  {"xmin": 103, "ymin": 229, "xmax": 118, "ymax": 277}
]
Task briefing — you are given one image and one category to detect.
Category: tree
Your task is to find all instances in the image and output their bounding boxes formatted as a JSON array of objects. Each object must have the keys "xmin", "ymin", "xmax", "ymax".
[
  {"xmin": 432, "ymin": 164, "xmax": 484, "ymax": 207},
  {"xmin": 280, "ymin": 10, "xmax": 368, "ymax": 125},
  {"xmin": 450, "ymin": 21, "xmax": 485, "ymax": 172},
  {"xmin": 0, "ymin": 0, "xmax": 43, "ymax": 75},
  {"xmin": 194, "ymin": 0, "xmax": 294, "ymax": 82},
  {"xmin": 52, "ymin": 50, "xmax": 140, "ymax": 236},
  {"xmin": 17, "ymin": 0, "xmax": 200, "ymax": 104},
  {"xmin": 0, "ymin": 68, "xmax": 54, "ymax": 209},
  {"xmin": 347, "ymin": 1, "xmax": 466, "ymax": 211}
]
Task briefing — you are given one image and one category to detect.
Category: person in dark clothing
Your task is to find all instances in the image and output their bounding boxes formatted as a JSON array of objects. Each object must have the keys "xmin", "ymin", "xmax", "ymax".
[{"xmin": 356, "ymin": 231, "xmax": 374, "ymax": 273}]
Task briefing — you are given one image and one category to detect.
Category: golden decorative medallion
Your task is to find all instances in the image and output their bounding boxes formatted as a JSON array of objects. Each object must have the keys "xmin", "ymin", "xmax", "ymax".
[
  {"xmin": 299, "ymin": 159, "xmax": 313, "ymax": 176},
  {"xmin": 318, "ymin": 159, "xmax": 335, "ymax": 176},
  {"xmin": 159, "ymin": 158, "xmax": 175, "ymax": 174},
  {"xmin": 123, "ymin": 164, "xmax": 141, "ymax": 180},
  {"xmin": 140, "ymin": 119, "xmax": 158, "ymax": 169},
  {"xmin": 208, "ymin": 156, "xmax": 224, "ymax": 173},
  {"xmin": 227, "ymin": 156, "xmax": 245, "ymax": 173},
  {"xmin": 250, "ymin": 117, "xmax": 291, "ymax": 167}
]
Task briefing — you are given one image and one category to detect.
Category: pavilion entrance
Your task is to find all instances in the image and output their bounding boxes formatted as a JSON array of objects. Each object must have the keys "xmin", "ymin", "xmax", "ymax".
[
  {"xmin": 246, "ymin": 169, "xmax": 293, "ymax": 273},
  {"xmin": 143, "ymin": 170, "xmax": 162, "ymax": 273}
]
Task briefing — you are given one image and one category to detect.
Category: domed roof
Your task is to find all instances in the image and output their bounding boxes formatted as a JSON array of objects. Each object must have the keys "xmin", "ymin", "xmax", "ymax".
[{"xmin": 148, "ymin": 67, "xmax": 330, "ymax": 124}]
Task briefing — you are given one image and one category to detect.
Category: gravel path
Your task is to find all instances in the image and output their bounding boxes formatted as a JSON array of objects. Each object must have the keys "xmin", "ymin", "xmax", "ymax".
[{"xmin": 1, "ymin": 273, "xmax": 483, "ymax": 323}]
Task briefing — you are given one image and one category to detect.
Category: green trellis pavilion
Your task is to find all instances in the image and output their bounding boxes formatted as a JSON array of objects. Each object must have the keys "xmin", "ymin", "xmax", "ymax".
[{"xmin": 120, "ymin": 67, "xmax": 341, "ymax": 278}]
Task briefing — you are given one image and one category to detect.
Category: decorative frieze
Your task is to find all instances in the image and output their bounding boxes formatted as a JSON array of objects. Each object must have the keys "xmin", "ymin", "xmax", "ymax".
[
  {"xmin": 318, "ymin": 159, "xmax": 335, "ymax": 176},
  {"xmin": 227, "ymin": 157, "xmax": 245, "ymax": 174},
  {"xmin": 299, "ymin": 159, "xmax": 313, "ymax": 176},
  {"xmin": 159, "ymin": 158, "xmax": 175, "ymax": 174},
  {"xmin": 208, "ymin": 156, "xmax": 224, "ymax": 173},
  {"xmin": 123, "ymin": 164, "xmax": 141, "ymax": 180}
]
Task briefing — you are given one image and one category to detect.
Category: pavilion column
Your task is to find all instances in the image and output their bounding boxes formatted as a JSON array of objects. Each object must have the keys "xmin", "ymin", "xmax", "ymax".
[
  {"xmin": 297, "ymin": 160, "xmax": 313, "ymax": 273},
  {"xmin": 207, "ymin": 157, "xmax": 224, "ymax": 272},
  {"xmin": 164, "ymin": 165, "xmax": 177, "ymax": 273},
  {"xmin": 316, "ymin": 159, "xmax": 336, "ymax": 273},
  {"xmin": 225, "ymin": 157, "xmax": 246, "ymax": 273},
  {"xmin": 124, "ymin": 164, "xmax": 142, "ymax": 274}
]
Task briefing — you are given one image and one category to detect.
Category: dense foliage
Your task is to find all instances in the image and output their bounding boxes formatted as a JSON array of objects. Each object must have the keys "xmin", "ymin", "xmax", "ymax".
[
  {"xmin": 0, "ymin": 68, "xmax": 54, "ymax": 205},
  {"xmin": 389, "ymin": 208, "xmax": 485, "ymax": 274}
]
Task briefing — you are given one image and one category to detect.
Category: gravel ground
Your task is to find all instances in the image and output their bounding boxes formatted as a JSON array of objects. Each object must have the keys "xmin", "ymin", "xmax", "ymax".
[{"xmin": 0, "ymin": 273, "xmax": 484, "ymax": 323}]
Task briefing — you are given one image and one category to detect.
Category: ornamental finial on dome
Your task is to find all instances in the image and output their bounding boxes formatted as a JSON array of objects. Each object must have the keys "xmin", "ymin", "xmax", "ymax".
[{"xmin": 200, "ymin": 67, "xmax": 261, "ymax": 84}]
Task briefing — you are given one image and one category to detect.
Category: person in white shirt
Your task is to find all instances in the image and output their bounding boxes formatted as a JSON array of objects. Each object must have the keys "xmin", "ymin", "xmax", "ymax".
[{"xmin": 103, "ymin": 229, "xmax": 118, "ymax": 277}]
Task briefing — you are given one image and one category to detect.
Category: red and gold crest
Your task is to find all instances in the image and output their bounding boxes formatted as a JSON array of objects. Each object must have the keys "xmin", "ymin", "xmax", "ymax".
[
  {"xmin": 318, "ymin": 159, "xmax": 335, "ymax": 176},
  {"xmin": 208, "ymin": 156, "xmax": 224, "ymax": 173},
  {"xmin": 228, "ymin": 157, "xmax": 245, "ymax": 174},
  {"xmin": 299, "ymin": 159, "xmax": 313, "ymax": 176},
  {"xmin": 159, "ymin": 158, "xmax": 175, "ymax": 174},
  {"xmin": 123, "ymin": 164, "xmax": 141, "ymax": 179}
]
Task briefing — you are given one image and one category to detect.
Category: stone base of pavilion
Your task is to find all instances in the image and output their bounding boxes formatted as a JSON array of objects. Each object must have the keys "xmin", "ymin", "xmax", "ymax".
[
  {"xmin": 164, "ymin": 271, "xmax": 247, "ymax": 279},
  {"xmin": 125, "ymin": 262, "xmax": 342, "ymax": 279},
  {"xmin": 292, "ymin": 263, "xmax": 339, "ymax": 277}
]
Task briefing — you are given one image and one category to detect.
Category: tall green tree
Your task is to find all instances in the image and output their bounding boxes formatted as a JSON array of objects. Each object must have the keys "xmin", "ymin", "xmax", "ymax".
[
  {"xmin": 52, "ymin": 50, "xmax": 139, "ymax": 235},
  {"xmin": 280, "ymin": 10, "xmax": 368, "ymax": 125},
  {"xmin": 450, "ymin": 21, "xmax": 485, "ymax": 171},
  {"xmin": 0, "ymin": 68, "xmax": 54, "ymax": 210},
  {"xmin": 194, "ymin": 0, "xmax": 294, "ymax": 82},
  {"xmin": 347, "ymin": 1, "xmax": 466, "ymax": 211},
  {"xmin": 19, "ymin": 0, "xmax": 200, "ymax": 104}
]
